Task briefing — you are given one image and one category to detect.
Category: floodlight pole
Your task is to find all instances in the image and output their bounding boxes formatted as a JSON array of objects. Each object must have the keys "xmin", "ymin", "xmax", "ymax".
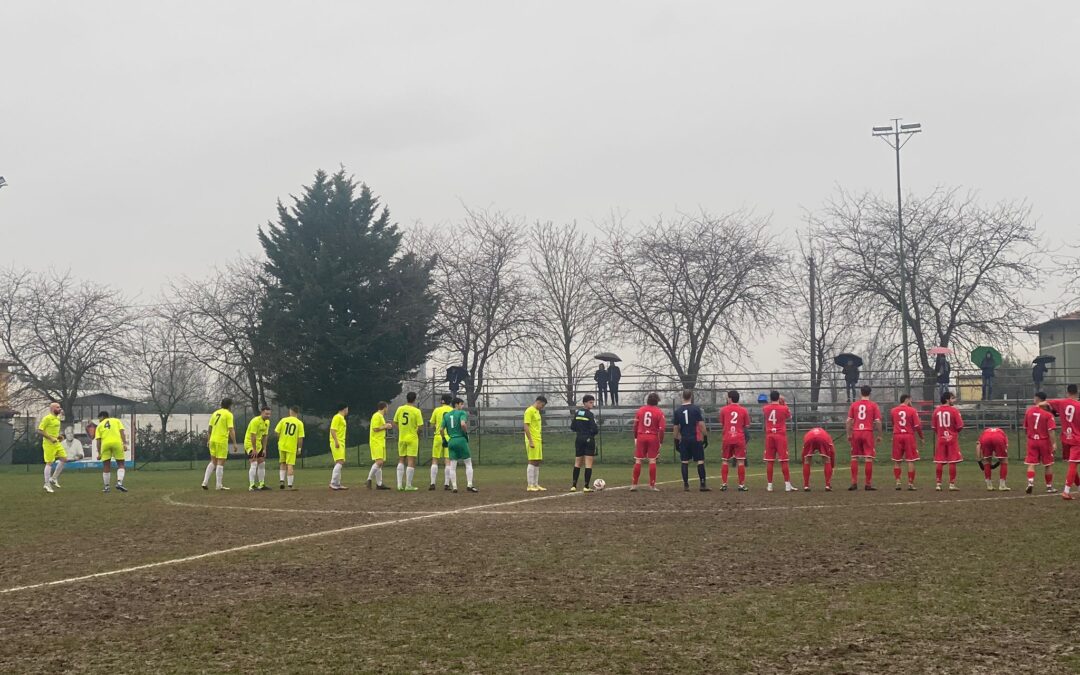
[{"xmin": 873, "ymin": 119, "xmax": 922, "ymax": 395}]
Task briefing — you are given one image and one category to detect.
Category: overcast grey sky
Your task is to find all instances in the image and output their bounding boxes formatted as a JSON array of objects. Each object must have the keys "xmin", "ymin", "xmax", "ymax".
[{"xmin": 2, "ymin": 1, "xmax": 1076, "ymax": 369}]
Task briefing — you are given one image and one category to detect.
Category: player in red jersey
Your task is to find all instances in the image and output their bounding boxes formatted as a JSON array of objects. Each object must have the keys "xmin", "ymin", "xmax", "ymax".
[
  {"xmin": 762, "ymin": 390, "xmax": 796, "ymax": 493},
  {"xmin": 890, "ymin": 394, "xmax": 924, "ymax": 491},
  {"xmin": 719, "ymin": 390, "xmax": 751, "ymax": 492},
  {"xmin": 1047, "ymin": 384, "xmax": 1080, "ymax": 498},
  {"xmin": 976, "ymin": 427, "xmax": 1010, "ymax": 491},
  {"xmin": 631, "ymin": 392, "xmax": 666, "ymax": 491},
  {"xmin": 846, "ymin": 385, "xmax": 882, "ymax": 491},
  {"xmin": 801, "ymin": 427, "xmax": 835, "ymax": 491},
  {"xmin": 931, "ymin": 391, "xmax": 964, "ymax": 491},
  {"xmin": 1023, "ymin": 392, "xmax": 1058, "ymax": 495}
]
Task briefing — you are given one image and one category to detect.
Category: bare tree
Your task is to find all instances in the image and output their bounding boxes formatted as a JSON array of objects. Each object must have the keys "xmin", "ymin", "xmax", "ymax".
[
  {"xmin": 592, "ymin": 210, "xmax": 789, "ymax": 389},
  {"xmin": 526, "ymin": 222, "xmax": 604, "ymax": 407},
  {"xmin": 783, "ymin": 232, "xmax": 859, "ymax": 403},
  {"xmin": 165, "ymin": 257, "xmax": 269, "ymax": 415},
  {"xmin": 0, "ymin": 268, "xmax": 133, "ymax": 421},
  {"xmin": 817, "ymin": 187, "xmax": 1042, "ymax": 398},
  {"xmin": 432, "ymin": 208, "xmax": 534, "ymax": 407},
  {"xmin": 131, "ymin": 316, "xmax": 206, "ymax": 450}
]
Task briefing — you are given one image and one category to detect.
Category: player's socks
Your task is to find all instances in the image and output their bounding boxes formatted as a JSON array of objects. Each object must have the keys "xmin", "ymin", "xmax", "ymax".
[
  {"xmin": 584, "ymin": 467, "xmax": 592, "ymax": 487},
  {"xmin": 447, "ymin": 460, "xmax": 457, "ymax": 490},
  {"xmin": 202, "ymin": 462, "xmax": 214, "ymax": 487},
  {"xmin": 215, "ymin": 465, "xmax": 224, "ymax": 489},
  {"xmin": 51, "ymin": 461, "xmax": 65, "ymax": 482},
  {"xmin": 287, "ymin": 474, "xmax": 294, "ymax": 487},
  {"xmin": 464, "ymin": 458, "xmax": 474, "ymax": 487},
  {"xmin": 331, "ymin": 463, "xmax": 342, "ymax": 487},
  {"xmin": 367, "ymin": 464, "xmax": 378, "ymax": 483},
  {"xmin": 697, "ymin": 463, "xmax": 707, "ymax": 486},
  {"xmin": 721, "ymin": 463, "xmax": 729, "ymax": 484},
  {"xmin": 999, "ymin": 463, "xmax": 1008, "ymax": 481},
  {"xmin": 1045, "ymin": 471, "xmax": 1053, "ymax": 489},
  {"xmin": 444, "ymin": 464, "xmax": 452, "ymax": 487},
  {"xmin": 526, "ymin": 464, "xmax": 535, "ymax": 487},
  {"xmin": 630, "ymin": 462, "xmax": 641, "ymax": 485},
  {"xmin": 116, "ymin": 467, "xmax": 125, "ymax": 485},
  {"xmin": 257, "ymin": 464, "xmax": 266, "ymax": 485},
  {"xmin": 935, "ymin": 464, "xmax": 944, "ymax": 483},
  {"xmin": 864, "ymin": 462, "xmax": 873, "ymax": 485},
  {"xmin": 1026, "ymin": 469, "xmax": 1036, "ymax": 485},
  {"xmin": 802, "ymin": 461, "xmax": 811, "ymax": 488},
  {"xmin": 781, "ymin": 462, "xmax": 791, "ymax": 482},
  {"xmin": 535, "ymin": 466, "xmax": 542, "ymax": 487},
  {"xmin": 681, "ymin": 463, "xmax": 689, "ymax": 485},
  {"xmin": 280, "ymin": 467, "xmax": 288, "ymax": 483},
  {"xmin": 737, "ymin": 464, "xmax": 746, "ymax": 485},
  {"xmin": 431, "ymin": 463, "xmax": 439, "ymax": 486},
  {"xmin": 375, "ymin": 467, "xmax": 384, "ymax": 486},
  {"xmin": 823, "ymin": 462, "xmax": 834, "ymax": 487},
  {"xmin": 983, "ymin": 463, "xmax": 992, "ymax": 480},
  {"xmin": 766, "ymin": 461, "xmax": 774, "ymax": 483},
  {"xmin": 907, "ymin": 469, "xmax": 915, "ymax": 485},
  {"xmin": 102, "ymin": 471, "xmax": 110, "ymax": 487},
  {"xmin": 43, "ymin": 463, "xmax": 52, "ymax": 487},
  {"xmin": 406, "ymin": 466, "xmax": 416, "ymax": 488},
  {"xmin": 850, "ymin": 460, "xmax": 858, "ymax": 484},
  {"xmin": 248, "ymin": 463, "xmax": 258, "ymax": 486},
  {"xmin": 1066, "ymin": 464, "xmax": 1079, "ymax": 493},
  {"xmin": 949, "ymin": 464, "xmax": 957, "ymax": 483},
  {"xmin": 893, "ymin": 466, "xmax": 902, "ymax": 481},
  {"xmin": 574, "ymin": 466, "xmax": 582, "ymax": 487},
  {"xmin": 396, "ymin": 463, "xmax": 405, "ymax": 489},
  {"xmin": 648, "ymin": 462, "xmax": 656, "ymax": 485}
]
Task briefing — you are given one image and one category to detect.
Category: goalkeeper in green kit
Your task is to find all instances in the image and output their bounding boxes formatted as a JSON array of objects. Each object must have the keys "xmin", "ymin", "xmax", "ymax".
[{"xmin": 438, "ymin": 398, "xmax": 479, "ymax": 493}]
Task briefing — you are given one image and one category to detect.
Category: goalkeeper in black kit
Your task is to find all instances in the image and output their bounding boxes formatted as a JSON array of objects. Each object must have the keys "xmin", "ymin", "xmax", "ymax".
[{"xmin": 570, "ymin": 395, "xmax": 600, "ymax": 492}]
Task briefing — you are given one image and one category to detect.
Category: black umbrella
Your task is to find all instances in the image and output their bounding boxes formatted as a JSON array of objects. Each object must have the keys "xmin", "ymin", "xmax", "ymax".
[
  {"xmin": 1033, "ymin": 355, "xmax": 1057, "ymax": 365},
  {"xmin": 594, "ymin": 352, "xmax": 622, "ymax": 362},
  {"xmin": 834, "ymin": 353, "xmax": 863, "ymax": 368}
]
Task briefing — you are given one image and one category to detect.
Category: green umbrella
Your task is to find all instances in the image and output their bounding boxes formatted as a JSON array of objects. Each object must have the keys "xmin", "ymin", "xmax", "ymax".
[{"xmin": 970, "ymin": 346, "xmax": 1003, "ymax": 368}]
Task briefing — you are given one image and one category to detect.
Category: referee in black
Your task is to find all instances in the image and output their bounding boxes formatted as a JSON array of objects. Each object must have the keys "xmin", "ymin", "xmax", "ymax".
[{"xmin": 570, "ymin": 395, "xmax": 599, "ymax": 491}]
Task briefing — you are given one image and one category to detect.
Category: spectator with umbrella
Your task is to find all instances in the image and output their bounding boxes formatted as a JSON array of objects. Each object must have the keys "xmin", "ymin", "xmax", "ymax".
[
  {"xmin": 593, "ymin": 353, "xmax": 621, "ymax": 406},
  {"xmin": 1033, "ymin": 356, "xmax": 1054, "ymax": 391},
  {"xmin": 971, "ymin": 346, "xmax": 1002, "ymax": 401},
  {"xmin": 836, "ymin": 354, "xmax": 862, "ymax": 403},
  {"xmin": 608, "ymin": 362, "xmax": 622, "ymax": 406},
  {"xmin": 930, "ymin": 347, "xmax": 952, "ymax": 400}
]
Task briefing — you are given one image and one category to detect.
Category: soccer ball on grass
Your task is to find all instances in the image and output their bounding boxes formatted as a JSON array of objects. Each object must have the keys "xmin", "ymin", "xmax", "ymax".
[{"xmin": 592, "ymin": 478, "xmax": 606, "ymax": 491}]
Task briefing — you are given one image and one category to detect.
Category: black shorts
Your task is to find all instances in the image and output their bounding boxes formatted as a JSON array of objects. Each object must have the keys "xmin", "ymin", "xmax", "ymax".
[
  {"xmin": 575, "ymin": 436, "xmax": 596, "ymax": 457},
  {"xmin": 679, "ymin": 439, "xmax": 704, "ymax": 462}
]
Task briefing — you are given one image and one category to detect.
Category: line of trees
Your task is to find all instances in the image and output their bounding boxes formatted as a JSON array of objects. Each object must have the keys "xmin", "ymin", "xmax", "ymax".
[{"xmin": 0, "ymin": 172, "xmax": 1069, "ymax": 434}]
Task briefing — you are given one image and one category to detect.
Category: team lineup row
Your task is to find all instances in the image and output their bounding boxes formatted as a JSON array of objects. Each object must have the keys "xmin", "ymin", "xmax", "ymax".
[{"xmin": 33, "ymin": 384, "xmax": 1080, "ymax": 499}]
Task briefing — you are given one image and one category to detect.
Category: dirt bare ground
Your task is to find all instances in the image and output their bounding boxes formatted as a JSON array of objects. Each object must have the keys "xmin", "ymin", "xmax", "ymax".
[{"xmin": 1, "ymin": 478, "xmax": 1078, "ymax": 673}]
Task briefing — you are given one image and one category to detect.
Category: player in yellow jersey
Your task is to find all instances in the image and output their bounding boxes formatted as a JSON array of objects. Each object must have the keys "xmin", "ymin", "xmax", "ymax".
[
  {"xmin": 273, "ymin": 405, "xmax": 305, "ymax": 490},
  {"xmin": 94, "ymin": 410, "xmax": 129, "ymax": 493},
  {"xmin": 366, "ymin": 402, "xmax": 393, "ymax": 489},
  {"xmin": 329, "ymin": 403, "xmax": 349, "ymax": 490},
  {"xmin": 428, "ymin": 393, "xmax": 454, "ymax": 490},
  {"xmin": 37, "ymin": 401, "xmax": 66, "ymax": 493},
  {"xmin": 524, "ymin": 396, "xmax": 547, "ymax": 491},
  {"xmin": 245, "ymin": 405, "xmax": 272, "ymax": 491},
  {"xmin": 392, "ymin": 391, "xmax": 423, "ymax": 491},
  {"xmin": 202, "ymin": 397, "xmax": 239, "ymax": 490}
]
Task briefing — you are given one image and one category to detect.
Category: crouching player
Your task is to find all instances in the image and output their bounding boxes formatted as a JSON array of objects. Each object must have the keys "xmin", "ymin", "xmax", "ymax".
[
  {"xmin": 95, "ymin": 411, "xmax": 129, "ymax": 493},
  {"xmin": 801, "ymin": 427, "xmax": 835, "ymax": 491},
  {"xmin": 246, "ymin": 405, "xmax": 272, "ymax": 491},
  {"xmin": 976, "ymin": 426, "xmax": 1009, "ymax": 491},
  {"xmin": 630, "ymin": 393, "xmax": 664, "ymax": 492},
  {"xmin": 440, "ymin": 398, "xmax": 478, "ymax": 493}
]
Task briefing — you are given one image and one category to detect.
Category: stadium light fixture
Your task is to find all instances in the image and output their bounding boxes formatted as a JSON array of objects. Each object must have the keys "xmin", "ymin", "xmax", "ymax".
[{"xmin": 872, "ymin": 118, "xmax": 923, "ymax": 394}]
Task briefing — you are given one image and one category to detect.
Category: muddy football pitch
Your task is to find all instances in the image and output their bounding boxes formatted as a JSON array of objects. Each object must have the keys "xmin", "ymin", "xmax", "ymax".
[{"xmin": 2, "ymin": 444, "xmax": 1078, "ymax": 674}]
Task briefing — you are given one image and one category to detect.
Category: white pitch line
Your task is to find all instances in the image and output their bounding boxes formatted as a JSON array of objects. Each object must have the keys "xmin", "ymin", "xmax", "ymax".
[
  {"xmin": 161, "ymin": 495, "xmax": 445, "ymax": 516},
  {"xmin": 0, "ymin": 488, "xmax": 582, "ymax": 595}
]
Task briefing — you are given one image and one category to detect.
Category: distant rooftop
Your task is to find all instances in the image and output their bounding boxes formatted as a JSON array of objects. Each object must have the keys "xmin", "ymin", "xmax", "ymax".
[{"xmin": 1025, "ymin": 310, "xmax": 1080, "ymax": 333}]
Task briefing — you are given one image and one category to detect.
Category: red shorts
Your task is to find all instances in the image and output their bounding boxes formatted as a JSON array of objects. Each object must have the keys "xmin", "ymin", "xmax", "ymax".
[
  {"xmin": 722, "ymin": 438, "xmax": 747, "ymax": 460},
  {"xmin": 802, "ymin": 442, "xmax": 835, "ymax": 462},
  {"xmin": 979, "ymin": 439, "xmax": 1008, "ymax": 460},
  {"xmin": 1025, "ymin": 439, "xmax": 1054, "ymax": 466},
  {"xmin": 764, "ymin": 435, "xmax": 789, "ymax": 461},
  {"xmin": 891, "ymin": 435, "xmax": 919, "ymax": 462},
  {"xmin": 934, "ymin": 438, "xmax": 962, "ymax": 463},
  {"xmin": 1068, "ymin": 444, "xmax": 1080, "ymax": 463},
  {"xmin": 634, "ymin": 437, "xmax": 660, "ymax": 460},
  {"xmin": 850, "ymin": 432, "xmax": 876, "ymax": 459}
]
